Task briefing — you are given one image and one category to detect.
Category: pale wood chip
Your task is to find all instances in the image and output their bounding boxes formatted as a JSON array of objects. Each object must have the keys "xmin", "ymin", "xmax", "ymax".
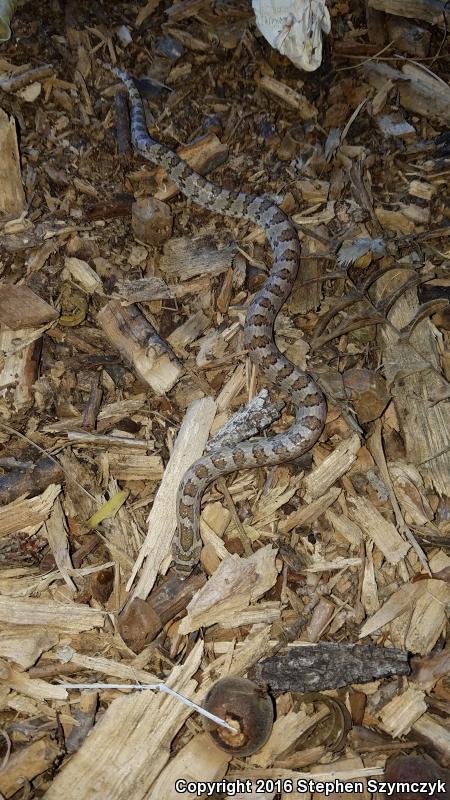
[
  {"xmin": 0, "ymin": 108, "xmax": 26, "ymax": 218},
  {"xmin": 0, "ymin": 627, "xmax": 59, "ymax": 669},
  {"xmin": 179, "ymin": 545, "xmax": 278, "ymax": 634},
  {"xmin": 0, "ymin": 596, "xmax": 104, "ymax": 632},
  {"xmin": 150, "ymin": 733, "xmax": 231, "ymax": 800},
  {"xmin": 0, "ymin": 660, "xmax": 67, "ymax": 701},
  {"xmin": 303, "ymin": 433, "xmax": 360, "ymax": 501},
  {"xmin": 128, "ymin": 396, "xmax": 217, "ymax": 599},
  {"xmin": 378, "ymin": 685, "xmax": 427, "ymax": 738},
  {"xmin": 348, "ymin": 494, "xmax": 410, "ymax": 564},
  {"xmin": 279, "ymin": 487, "xmax": 341, "ymax": 534},
  {"xmin": 0, "ymin": 484, "xmax": 61, "ymax": 537},
  {"xmin": 42, "ymin": 642, "xmax": 204, "ymax": 800}
]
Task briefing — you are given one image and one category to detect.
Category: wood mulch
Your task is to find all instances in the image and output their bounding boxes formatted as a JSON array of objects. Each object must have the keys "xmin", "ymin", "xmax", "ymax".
[{"xmin": 0, "ymin": 0, "xmax": 449, "ymax": 797}]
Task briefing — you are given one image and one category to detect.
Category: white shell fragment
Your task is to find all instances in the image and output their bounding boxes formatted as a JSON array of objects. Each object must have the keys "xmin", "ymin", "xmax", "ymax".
[{"xmin": 252, "ymin": 0, "xmax": 331, "ymax": 72}]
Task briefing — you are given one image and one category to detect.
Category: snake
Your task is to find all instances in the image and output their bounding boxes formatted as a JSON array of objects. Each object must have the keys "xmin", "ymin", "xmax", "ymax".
[{"xmin": 105, "ymin": 65, "xmax": 327, "ymax": 575}]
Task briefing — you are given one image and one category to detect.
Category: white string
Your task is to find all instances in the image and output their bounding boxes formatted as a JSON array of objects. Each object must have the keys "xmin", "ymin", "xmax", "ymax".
[{"xmin": 60, "ymin": 681, "xmax": 236, "ymax": 732}]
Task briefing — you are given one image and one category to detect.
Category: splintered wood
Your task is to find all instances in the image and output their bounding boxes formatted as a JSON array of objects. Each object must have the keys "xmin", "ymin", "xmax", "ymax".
[
  {"xmin": 42, "ymin": 643, "xmax": 205, "ymax": 800},
  {"xmin": 1, "ymin": 0, "xmax": 450, "ymax": 796},
  {"xmin": 97, "ymin": 301, "xmax": 184, "ymax": 395},
  {"xmin": 129, "ymin": 396, "xmax": 217, "ymax": 599},
  {"xmin": 0, "ymin": 108, "xmax": 26, "ymax": 219}
]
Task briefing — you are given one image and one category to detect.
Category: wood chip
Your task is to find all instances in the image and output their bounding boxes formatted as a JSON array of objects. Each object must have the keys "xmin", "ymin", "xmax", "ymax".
[
  {"xmin": 348, "ymin": 494, "xmax": 410, "ymax": 564},
  {"xmin": 0, "ymin": 284, "xmax": 58, "ymax": 329},
  {"xmin": 179, "ymin": 545, "xmax": 279, "ymax": 633},
  {"xmin": 97, "ymin": 300, "xmax": 184, "ymax": 395},
  {"xmin": 0, "ymin": 484, "xmax": 61, "ymax": 537},
  {"xmin": 378, "ymin": 685, "xmax": 427, "ymax": 738},
  {"xmin": 0, "ymin": 108, "xmax": 26, "ymax": 218},
  {"xmin": 279, "ymin": 487, "xmax": 341, "ymax": 534},
  {"xmin": 128, "ymin": 396, "xmax": 217, "ymax": 599},
  {"xmin": 0, "ymin": 596, "xmax": 104, "ymax": 632},
  {"xmin": 303, "ymin": 433, "xmax": 360, "ymax": 501},
  {"xmin": 42, "ymin": 642, "xmax": 204, "ymax": 800},
  {"xmin": 258, "ymin": 76, "xmax": 317, "ymax": 118}
]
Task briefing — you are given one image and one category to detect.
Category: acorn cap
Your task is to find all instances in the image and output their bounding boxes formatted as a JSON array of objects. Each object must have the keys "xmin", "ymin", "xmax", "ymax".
[{"xmin": 202, "ymin": 676, "xmax": 274, "ymax": 757}]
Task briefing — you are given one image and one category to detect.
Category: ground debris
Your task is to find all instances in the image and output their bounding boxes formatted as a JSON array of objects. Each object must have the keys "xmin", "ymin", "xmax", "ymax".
[{"xmin": 0, "ymin": 0, "xmax": 449, "ymax": 795}]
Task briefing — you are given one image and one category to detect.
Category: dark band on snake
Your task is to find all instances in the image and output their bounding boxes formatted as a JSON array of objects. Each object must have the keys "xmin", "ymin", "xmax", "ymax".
[{"xmin": 104, "ymin": 64, "xmax": 327, "ymax": 575}]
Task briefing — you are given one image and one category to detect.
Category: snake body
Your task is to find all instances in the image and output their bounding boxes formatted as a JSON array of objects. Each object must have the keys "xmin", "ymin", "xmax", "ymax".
[{"xmin": 107, "ymin": 66, "xmax": 327, "ymax": 575}]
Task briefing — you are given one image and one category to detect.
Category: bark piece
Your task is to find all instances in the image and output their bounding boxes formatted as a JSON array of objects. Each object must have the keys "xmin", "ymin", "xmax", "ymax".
[
  {"xmin": 97, "ymin": 300, "xmax": 183, "ymax": 395},
  {"xmin": 114, "ymin": 88, "xmax": 131, "ymax": 158},
  {"xmin": 384, "ymin": 756, "xmax": 450, "ymax": 798},
  {"xmin": 81, "ymin": 372, "xmax": 103, "ymax": 430},
  {"xmin": 0, "ymin": 284, "xmax": 58, "ymax": 329},
  {"xmin": 131, "ymin": 197, "xmax": 173, "ymax": 245},
  {"xmin": 0, "ymin": 457, "xmax": 64, "ymax": 505},
  {"xmin": 252, "ymin": 643, "xmax": 410, "ymax": 694},
  {"xmin": 0, "ymin": 65, "xmax": 53, "ymax": 93},
  {"xmin": 291, "ymin": 229, "xmax": 328, "ymax": 314},
  {"xmin": 0, "ymin": 108, "xmax": 26, "ymax": 219},
  {"xmin": 85, "ymin": 193, "xmax": 134, "ymax": 221}
]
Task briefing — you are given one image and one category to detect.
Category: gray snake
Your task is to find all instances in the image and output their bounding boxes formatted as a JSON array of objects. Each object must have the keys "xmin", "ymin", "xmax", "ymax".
[{"xmin": 105, "ymin": 65, "xmax": 327, "ymax": 575}]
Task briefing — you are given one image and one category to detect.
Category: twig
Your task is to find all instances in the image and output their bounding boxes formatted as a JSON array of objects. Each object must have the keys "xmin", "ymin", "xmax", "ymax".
[
  {"xmin": 335, "ymin": 39, "xmax": 398, "ymax": 73},
  {"xmin": 0, "ymin": 421, "xmax": 97, "ymax": 502}
]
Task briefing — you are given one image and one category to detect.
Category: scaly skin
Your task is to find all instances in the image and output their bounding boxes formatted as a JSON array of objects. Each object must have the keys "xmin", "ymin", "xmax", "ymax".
[{"xmin": 105, "ymin": 64, "xmax": 327, "ymax": 574}]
